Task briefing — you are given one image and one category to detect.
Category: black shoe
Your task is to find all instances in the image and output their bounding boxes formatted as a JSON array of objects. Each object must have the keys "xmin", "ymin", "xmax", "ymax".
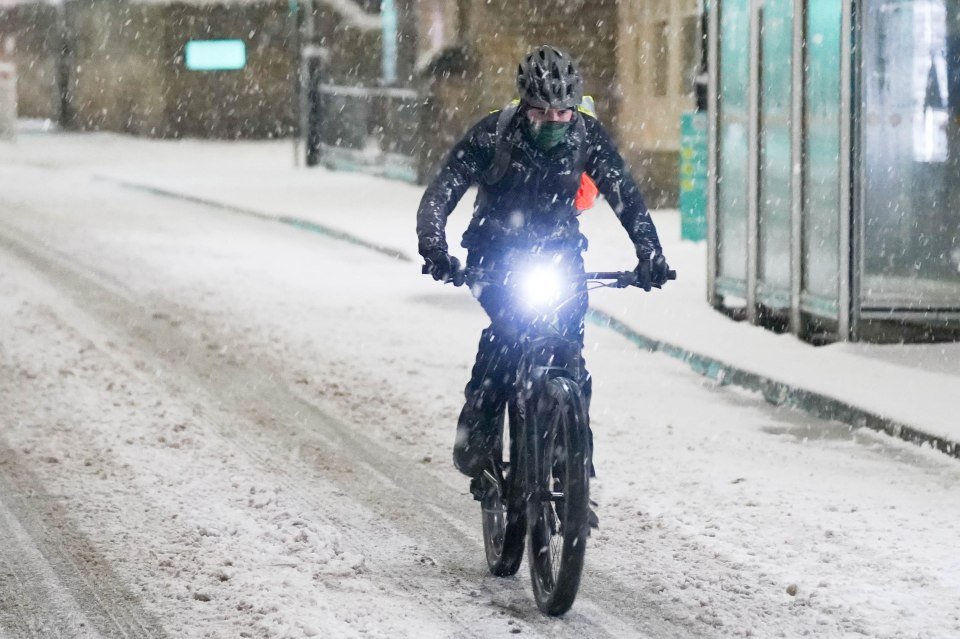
[
  {"xmin": 453, "ymin": 406, "xmax": 503, "ymax": 478},
  {"xmin": 469, "ymin": 475, "xmax": 485, "ymax": 501}
]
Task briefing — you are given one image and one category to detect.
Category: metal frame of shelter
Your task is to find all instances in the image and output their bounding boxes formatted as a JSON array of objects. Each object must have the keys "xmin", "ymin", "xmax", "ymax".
[{"xmin": 707, "ymin": 0, "xmax": 960, "ymax": 343}]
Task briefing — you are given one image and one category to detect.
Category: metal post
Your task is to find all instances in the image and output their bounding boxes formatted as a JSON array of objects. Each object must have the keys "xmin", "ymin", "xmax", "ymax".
[
  {"xmin": 381, "ymin": 0, "xmax": 397, "ymax": 85},
  {"xmin": 746, "ymin": 0, "xmax": 761, "ymax": 323},
  {"xmin": 790, "ymin": 0, "xmax": 805, "ymax": 335},
  {"xmin": 838, "ymin": 0, "xmax": 853, "ymax": 339},
  {"xmin": 299, "ymin": 0, "xmax": 315, "ymax": 166},
  {"xmin": 305, "ymin": 51, "xmax": 323, "ymax": 166},
  {"xmin": 55, "ymin": 1, "xmax": 72, "ymax": 129},
  {"xmin": 850, "ymin": 0, "xmax": 864, "ymax": 341},
  {"xmin": 707, "ymin": 0, "xmax": 720, "ymax": 307},
  {"xmin": 289, "ymin": 0, "xmax": 300, "ymax": 166}
]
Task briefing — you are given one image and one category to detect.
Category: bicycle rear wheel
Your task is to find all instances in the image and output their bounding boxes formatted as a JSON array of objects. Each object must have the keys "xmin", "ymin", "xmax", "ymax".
[
  {"xmin": 527, "ymin": 376, "xmax": 591, "ymax": 616},
  {"xmin": 480, "ymin": 463, "xmax": 526, "ymax": 576},
  {"xmin": 481, "ymin": 404, "xmax": 525, "ymax": 576}
]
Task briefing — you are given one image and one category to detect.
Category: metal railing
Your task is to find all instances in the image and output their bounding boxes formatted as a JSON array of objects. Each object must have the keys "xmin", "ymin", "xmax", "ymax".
[{"xmin": 309, "ymin": 82, "xmax": 421, "ymax": 182}]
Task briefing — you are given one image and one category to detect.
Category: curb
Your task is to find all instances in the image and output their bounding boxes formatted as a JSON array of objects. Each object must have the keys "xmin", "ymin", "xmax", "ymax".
[
  {"xmin": 105, "ymin": 175, "xmax": 959, "ymax": 461},
  {"xmin": 97, "ymin": 176, "xmax": 412, "ymax": 263},
  {"xmin": 587, "ymin": 309, "xmax": 958, "ymax": 461}
]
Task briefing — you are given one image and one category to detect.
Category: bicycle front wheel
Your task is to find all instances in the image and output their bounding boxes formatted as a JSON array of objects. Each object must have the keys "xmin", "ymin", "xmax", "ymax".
[{"xmin": 527, "ymin": 376, "xmax": 591, "ymax": 616}]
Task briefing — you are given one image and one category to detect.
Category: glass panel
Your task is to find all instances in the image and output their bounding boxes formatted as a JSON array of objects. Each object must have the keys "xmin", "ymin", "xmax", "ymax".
[
  {"xmin": 802, "ymin": 0, "xmax": 843, "ymax": 310},
  {"xmin": 717, "ymin": 0, "xmax": 751, "ymax": 289},
  {"xmin": 861, "ymin": 0, "xmax": 960, "ymax": 309},
  {"xmin": 758, "ymin": 0, "xmax": 794, "ymax": 303}
]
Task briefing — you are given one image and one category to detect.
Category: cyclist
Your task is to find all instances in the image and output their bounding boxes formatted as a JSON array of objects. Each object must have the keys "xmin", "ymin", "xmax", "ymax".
[{"xmin": 416, "ymin": 45, "xmax": 672, "ymax": 506}]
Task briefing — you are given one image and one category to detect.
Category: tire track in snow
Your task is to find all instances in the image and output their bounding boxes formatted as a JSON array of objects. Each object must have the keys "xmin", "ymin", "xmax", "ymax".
[
  {"xmin": 0, "ymin": 443, "xmax": 166, "ymax": 639},
  {"xmin": 0, "ymin": 207, "xmax": 709, "ymax": 638},
  {"xmin": 0, "ymin": 223, "xmax": 536, "ymax": 637}
]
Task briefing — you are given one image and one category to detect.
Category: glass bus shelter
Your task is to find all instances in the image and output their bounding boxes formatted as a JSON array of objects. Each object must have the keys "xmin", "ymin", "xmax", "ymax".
[{"xmin": 707, "ymin": 0, "xmax": 960, "ymax": 342}]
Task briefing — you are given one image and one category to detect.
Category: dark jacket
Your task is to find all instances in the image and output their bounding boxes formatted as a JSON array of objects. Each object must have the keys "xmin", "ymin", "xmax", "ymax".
[{"xmin": 416, "ymin": 109, "xmax": 662, "ymax": 260}]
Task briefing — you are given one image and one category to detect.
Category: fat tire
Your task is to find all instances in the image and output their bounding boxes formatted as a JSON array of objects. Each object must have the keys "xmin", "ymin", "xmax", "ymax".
[{"xmin": 527, "ymin": 377, "xmax": 590, "ymax": 616}]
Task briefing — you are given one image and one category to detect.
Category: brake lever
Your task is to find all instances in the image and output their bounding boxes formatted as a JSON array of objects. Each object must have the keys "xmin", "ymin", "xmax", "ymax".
[{"xmin": 616, "ymin": 271, "xmax": 638, "ymax": 288}]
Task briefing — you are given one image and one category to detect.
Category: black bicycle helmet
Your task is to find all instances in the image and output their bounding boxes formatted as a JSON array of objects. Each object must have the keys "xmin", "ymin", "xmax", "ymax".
[{"xmin": 516, "ymin": 45, "xmax": 584, "ymax": 110}]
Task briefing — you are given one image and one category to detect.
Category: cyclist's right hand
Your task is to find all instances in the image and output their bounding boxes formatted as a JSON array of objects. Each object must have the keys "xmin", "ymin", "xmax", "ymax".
[{"xmin": 422, "ymin": 251, "xmax": 462, "ymax": 283}]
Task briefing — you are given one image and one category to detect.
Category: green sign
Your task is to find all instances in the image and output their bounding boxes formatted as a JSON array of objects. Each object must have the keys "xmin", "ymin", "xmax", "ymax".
[
  {"xmin": 185, "ymin": 40, "xmax": 246, "ymax": 71},
  {"xmin": 679, "ymin": 111, "xmax": 708, "ymax": 242}
]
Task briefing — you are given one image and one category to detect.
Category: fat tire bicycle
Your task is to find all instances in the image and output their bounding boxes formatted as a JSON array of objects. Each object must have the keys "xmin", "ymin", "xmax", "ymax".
[{"xmin": 425, "ymin": 263, "xmax": 674, "ymax": 615}]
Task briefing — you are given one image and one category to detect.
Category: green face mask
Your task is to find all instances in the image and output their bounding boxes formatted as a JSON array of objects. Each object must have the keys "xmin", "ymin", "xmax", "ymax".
[{"xmin": 526, "ymin": 120, "xmax": 571, "ymax": 151}]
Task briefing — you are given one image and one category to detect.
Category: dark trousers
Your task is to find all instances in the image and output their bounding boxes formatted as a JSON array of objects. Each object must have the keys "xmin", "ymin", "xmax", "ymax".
[{"xmin": 453, "ymin": 250, "xmax": 593, "ymax": 477}]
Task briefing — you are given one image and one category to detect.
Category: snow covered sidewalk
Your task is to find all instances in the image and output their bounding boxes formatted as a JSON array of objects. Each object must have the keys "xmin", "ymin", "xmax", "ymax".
[{"xmin": 7, "ymin": 128, "xmax": 959, "ymax": 459}]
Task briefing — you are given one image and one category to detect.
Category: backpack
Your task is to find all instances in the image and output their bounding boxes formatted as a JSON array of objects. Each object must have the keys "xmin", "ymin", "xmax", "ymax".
[{"xmin": 482, "ymin": 97, "xmax": 600, "ymax": 212}]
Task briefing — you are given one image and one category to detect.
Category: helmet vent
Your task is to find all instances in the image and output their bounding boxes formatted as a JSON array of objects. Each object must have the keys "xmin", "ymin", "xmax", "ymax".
[{"xmin": 516, "ymin": 45, "xmax": 583, "ymax": 110}]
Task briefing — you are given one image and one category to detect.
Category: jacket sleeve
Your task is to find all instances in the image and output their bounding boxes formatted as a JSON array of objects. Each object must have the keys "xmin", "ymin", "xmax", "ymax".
[
  {"xmin": 416, "ymin": 115, "xmax": 497, "ymax": 257},
  {"xmin": 583, "ymin": 117, "xmax": 663, "ymax": 259}
]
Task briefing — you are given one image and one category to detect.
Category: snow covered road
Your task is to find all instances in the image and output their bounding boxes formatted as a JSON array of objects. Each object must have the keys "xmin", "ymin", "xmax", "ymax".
[{"xmin": 1, "ymin": 156, "xmax": 959, "ymax": 638}]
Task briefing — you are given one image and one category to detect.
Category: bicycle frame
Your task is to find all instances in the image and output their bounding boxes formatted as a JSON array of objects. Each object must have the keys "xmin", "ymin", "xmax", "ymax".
[{"xmin": 513, "ymin": 332, "xmax": 584, "ymax": 506}]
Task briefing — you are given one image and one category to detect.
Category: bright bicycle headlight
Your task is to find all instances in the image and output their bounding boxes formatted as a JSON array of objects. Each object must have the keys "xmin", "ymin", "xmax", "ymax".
[{"xmin": 520, "ymin": 265, "xmax": 563, "ymax": 308}]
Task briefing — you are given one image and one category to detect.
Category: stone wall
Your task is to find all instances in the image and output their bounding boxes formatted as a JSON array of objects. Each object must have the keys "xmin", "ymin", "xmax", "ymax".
[
  {"xmin": 616, "ymin": 0, "xmax": 700, "ymax": 207},
  {"xmin": 61, "ymin": 0, "xmax": 168, "ymax": 134},
  {"xmin": 0, "ymin": 0, "xmax": 298, "ymax": 138},
  {"xmin": 316, "ymin": 3, "xmax": 382, "ymax": 85},
  {"xmin": 415, "ymin": 45, "xmax": 482, "ymax": 181},
  {"xmin": 163, "ymin": 1, "xmax": 297, "ymax": 138},
  {"xmin": 466, "ymin": 0, "xmax": 620, "ymax": 119},
  {"xmin": 0, "ymin": 3, "xmax": 61, "ymax": 121}
]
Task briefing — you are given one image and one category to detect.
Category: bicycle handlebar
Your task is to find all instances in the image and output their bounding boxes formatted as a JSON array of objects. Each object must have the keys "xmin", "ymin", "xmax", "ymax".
[
  {"xmin": 420, "ymin": 265, "xmax": 677, "ymax": 289},
  {"xmin": 583, "ymin": 270, "xmax": 677, "ymax": 282}
]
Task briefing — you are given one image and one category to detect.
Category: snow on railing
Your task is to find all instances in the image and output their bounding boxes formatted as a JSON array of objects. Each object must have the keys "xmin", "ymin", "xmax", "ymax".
[{"xmin": 320, "ymin": 0, "xmax": 381, "ymax": 31}]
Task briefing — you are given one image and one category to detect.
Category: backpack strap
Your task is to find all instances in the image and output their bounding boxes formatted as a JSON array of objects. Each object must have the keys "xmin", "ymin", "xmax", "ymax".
[
  {"xmin": 573, "ymin": 109, "xmax": 587, "ymax": 145},
  {"xmin": 482, "ymin": 103, "xmax": 519, "ymax": 185}
]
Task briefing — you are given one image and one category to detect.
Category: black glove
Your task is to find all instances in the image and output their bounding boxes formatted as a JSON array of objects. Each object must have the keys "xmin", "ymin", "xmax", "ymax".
[
  {"xmin": 635, "ymin": 253, "xmax": 673, "ymax": 291},
  {"xmin": 423, "ymin": 251, "xmax": 461, "ymax": 283}
]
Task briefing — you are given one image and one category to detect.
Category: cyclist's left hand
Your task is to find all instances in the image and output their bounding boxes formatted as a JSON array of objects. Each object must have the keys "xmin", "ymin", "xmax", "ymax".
[{"xmin": 635, "ymin": 254, "xmax": 673, "ymax": 291}]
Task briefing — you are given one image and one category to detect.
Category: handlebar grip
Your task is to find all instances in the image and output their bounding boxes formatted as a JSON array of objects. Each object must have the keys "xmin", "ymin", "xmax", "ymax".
[{"xmin": 422, "ymin": 262, "xmax": 469, "ymax": 286}]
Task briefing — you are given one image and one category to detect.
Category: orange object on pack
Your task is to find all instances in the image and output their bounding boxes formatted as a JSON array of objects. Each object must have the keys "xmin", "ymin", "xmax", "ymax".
[{"xmin": 575, "ymin": 173, "xmax": 598, "ymax": 211}]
